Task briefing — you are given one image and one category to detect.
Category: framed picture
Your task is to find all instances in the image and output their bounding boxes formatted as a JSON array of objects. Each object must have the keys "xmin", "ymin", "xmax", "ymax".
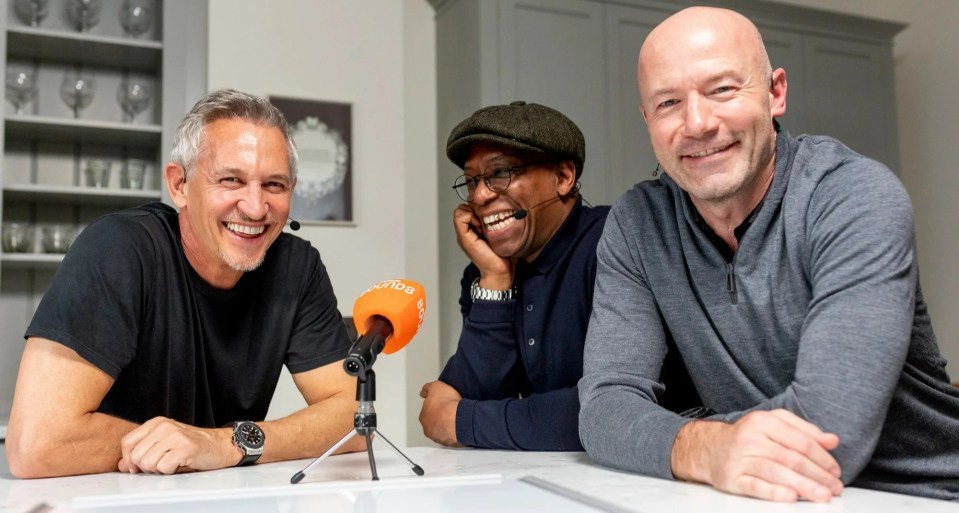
[{"xmin": 269, "ymin": 96, "xmax": 353, "ymax": 224}]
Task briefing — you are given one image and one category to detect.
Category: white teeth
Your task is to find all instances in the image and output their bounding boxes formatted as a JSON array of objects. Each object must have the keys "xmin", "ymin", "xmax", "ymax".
[
  {"xmin": 482, "ymin": 211, "xmax": 517, "ymax": 231},
  {"xmin": 227, "ymin": 223, "xmax": 265, "ymax": 236},
  {"xmin": 687, "ymin": 145, "xmax": 729, "ymax": 158},
  {"xmin": 482, "ymin": 211, "xmax": 515, "ymax": 224}
]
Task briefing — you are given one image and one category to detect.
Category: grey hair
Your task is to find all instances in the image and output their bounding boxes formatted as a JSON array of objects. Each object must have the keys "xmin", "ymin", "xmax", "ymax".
[{"xmin": 170, "ymin": 88, "xmax": 298, "ymax": 179}]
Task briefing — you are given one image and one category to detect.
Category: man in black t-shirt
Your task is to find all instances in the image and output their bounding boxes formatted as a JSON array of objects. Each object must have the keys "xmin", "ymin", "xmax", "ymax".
[{"xmin": 7, "ymin": 89, "xmax": 364, "ymax": 478}]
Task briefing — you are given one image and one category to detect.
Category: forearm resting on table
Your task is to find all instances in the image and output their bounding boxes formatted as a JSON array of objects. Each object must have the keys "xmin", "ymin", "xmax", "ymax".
[
  {"xmin": 256, "ymin": 394, "xmax": 368, "ymax": 463},
  {"xmin": 7, "ymin": 411, "xmax": 138, "ymax": 478},
  {"xmin": 8, "ymin": 337, "xmax": 139, "ymax": 478},
  {"xmin": 670, "ymin": 410, "xmax": 843, "ymax": 503},
  {"xmin": 263, "ymin": 361, "xmax": 373, "ymax": 462}
]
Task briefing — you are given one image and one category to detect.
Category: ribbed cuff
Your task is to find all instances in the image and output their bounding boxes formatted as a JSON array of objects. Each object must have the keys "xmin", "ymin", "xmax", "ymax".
[{"xmin": 454, "ymin": 398, "xmax": 477, "ymax": 447}]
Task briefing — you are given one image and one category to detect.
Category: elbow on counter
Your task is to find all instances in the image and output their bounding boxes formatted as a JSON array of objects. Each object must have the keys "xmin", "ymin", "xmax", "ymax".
[{"xmin": 6, "ymin": 426, "xmax": 78, "ymax": 479}]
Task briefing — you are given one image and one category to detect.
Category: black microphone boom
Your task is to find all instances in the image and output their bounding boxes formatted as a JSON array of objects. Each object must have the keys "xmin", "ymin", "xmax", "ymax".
[
  {"xmin": 288, "ymin": 218, "xmax": 301, "ymax": 231},
  {"xmin": 514, "ymin": 195, "xmax": 563, "ymax": 220},
  {"xmin": 343, "ymin": 316, "xmax": 392, "ymax": 376}
]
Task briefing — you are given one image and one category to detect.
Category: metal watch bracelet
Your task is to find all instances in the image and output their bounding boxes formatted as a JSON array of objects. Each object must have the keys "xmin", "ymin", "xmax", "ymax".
[{"xmin": 470, "ymin": 277, "xmax": 515, "ymax": 301}]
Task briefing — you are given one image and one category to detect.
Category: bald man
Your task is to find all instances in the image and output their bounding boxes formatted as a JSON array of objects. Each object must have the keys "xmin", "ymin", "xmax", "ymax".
[{"xmin": 579, "ymin": 6, "xmax": 959, "ymax": 503}]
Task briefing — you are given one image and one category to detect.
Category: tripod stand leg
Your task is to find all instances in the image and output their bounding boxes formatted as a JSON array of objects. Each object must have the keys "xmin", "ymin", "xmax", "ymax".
[
  {"xmin": 374, "ymin": 429, "xmax": 425, "ymax": 476},
  {"xmin": 290, "ymin": 429, "xmax": 358, "ymax": 484},
  {"xmin": 364, "ymin": 432, "xmax": 379, "ymax": 481}
]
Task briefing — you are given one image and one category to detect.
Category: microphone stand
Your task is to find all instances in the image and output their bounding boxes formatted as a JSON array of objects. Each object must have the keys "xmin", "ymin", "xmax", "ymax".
[{"xmin": 290, "ymin": 368, "xmax": 425, "ymax": 483}]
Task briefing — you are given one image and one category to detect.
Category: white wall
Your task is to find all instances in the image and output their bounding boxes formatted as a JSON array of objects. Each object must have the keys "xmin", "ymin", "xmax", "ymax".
[
  {"xmin": 207, "ymin": 0, "xmax": 439, "ymax": 445},
  {"xmin": 767, "ymin": 0, "xmax": 959, "ymax": 378}
]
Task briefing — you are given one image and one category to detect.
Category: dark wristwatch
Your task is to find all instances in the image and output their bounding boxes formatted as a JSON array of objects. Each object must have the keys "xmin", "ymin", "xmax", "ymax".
[{"xmin": 231, "ymin": 421, "xmax": 265, "ymax": 466}]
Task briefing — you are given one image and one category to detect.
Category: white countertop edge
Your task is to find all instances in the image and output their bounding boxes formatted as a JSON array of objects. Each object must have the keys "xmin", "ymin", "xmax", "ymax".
[{"xmin": 71, "ymin": 472, "xmax": 504, "ymax": 508}]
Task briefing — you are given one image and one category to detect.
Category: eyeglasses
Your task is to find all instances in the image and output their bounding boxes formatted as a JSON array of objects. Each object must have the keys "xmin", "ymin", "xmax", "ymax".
[{"xmin": 452, "ymin": 161, "xmax": 555, "ymax": 202}]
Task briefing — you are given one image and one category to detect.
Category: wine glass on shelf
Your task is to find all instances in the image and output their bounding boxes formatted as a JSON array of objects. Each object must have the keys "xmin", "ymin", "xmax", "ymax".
[
  {"xmin": 66, "ymin": 0, "xmax": 103, "ymax": 33},
  {"xmin": 117, "ymin": 77, "xmax": 153, "ymax": 123},
  {"xmin": 119, "ymin": 0, "xmax": 154, "ymax": 38},
  {"xmin": 13, "ymin": 0, "xmax": 51, "ymax": 27},
  {"xmin": 5, "ymin": 65, "xmax": 38, "ymax": 115},
  {"xmin": 60, "ymin": 70, "xmax": 95, "ymax": 119}
]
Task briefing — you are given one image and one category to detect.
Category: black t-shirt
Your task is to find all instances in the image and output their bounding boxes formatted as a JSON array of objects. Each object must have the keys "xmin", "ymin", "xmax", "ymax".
[{"xmin": 26, "ymin": 203, "xmax": 351, "ymax": 427}]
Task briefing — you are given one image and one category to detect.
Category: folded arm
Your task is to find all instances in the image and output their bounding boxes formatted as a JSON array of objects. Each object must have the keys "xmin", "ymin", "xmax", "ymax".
[
  {"xmin": 256, "ymin": 359, "xmax": 366, "ymax": 461},
  {"xmin": 116, "ymin": 359, "xmax": 364, "ymax": 474},
  {"xmin": 8, "ymin": 338, "xmax": 363, "ymax": 478},
  {"xmin": 701, "ymin": 167, "xmax": 918, "ymax": 485},
  {"xmin": 581, "ymin": 164, "xmax": 916, "ymax": 502},
  {"xmin": 8, "ymin": 337, "xmax": 137, "ymax": 477}
]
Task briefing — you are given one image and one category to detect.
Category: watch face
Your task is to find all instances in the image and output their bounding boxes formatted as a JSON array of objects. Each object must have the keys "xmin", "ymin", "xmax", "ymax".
[{"xmin": 238, "ymin": 422, "xmax": 265, "ymax": 449}]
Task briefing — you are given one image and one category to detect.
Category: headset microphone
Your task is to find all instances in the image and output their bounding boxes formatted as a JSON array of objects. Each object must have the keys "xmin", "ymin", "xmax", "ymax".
[
  {"xmin": 513, "ymin": 183, "xmax": 582, "ymax": 220},
  {"xmin": 288, "ymin": 218, "xmax": 300, "ymax": 231},
  {"xmin": 513, "ymin": 196, "xmax": 562, "ymax": 220}
]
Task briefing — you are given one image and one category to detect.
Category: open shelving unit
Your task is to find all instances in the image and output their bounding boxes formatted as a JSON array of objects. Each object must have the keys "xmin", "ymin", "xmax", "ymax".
[{"xmin": 0, "ymin": 0, "xmax": 207, "ymax": 438}]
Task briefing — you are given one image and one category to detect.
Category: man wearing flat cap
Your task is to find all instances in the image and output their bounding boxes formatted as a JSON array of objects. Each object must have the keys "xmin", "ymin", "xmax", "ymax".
[{"xmin": 418, "ymin": 101, "xmax": 698, "ymax": 450}]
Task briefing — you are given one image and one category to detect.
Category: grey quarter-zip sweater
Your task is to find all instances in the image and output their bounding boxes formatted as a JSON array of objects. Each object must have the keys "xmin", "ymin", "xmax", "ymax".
[{"xmin": 579, "ymin": 129, "xmax": 959, "ymax": 500}]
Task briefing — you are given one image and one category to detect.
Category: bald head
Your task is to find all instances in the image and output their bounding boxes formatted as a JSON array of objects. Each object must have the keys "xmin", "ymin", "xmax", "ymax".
[
  {"xmin": 633, "ymin": 6, "xmax": 787, "ymax": 208},
  {"xmin": 638, "ymin": 7, "xmax": 772, "ymax": 105}
]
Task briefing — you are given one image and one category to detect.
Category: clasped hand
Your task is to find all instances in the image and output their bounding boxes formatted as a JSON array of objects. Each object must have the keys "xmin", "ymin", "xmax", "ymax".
[
  {"xmin": 674, "ymin": 409, "xmax": 844, "ymax": 503},
  {"xmin": 419, "ymin": 380, "xmax": 463, "ymax": 447},
  {"xmin": 118, "ymin": 417, "xmax": 239, "ymax": 474}
]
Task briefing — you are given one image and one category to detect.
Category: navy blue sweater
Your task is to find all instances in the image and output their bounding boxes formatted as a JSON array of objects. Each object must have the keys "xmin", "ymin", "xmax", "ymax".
[{"xmin": 440, "ymin": 199, "xmax": 700, "ymax": 450}]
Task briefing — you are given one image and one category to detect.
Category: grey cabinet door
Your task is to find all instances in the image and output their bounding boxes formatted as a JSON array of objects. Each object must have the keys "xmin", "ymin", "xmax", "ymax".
[
  {"xmin": 604, "ymin": 4, "xmax": 670, "ymax": 201},
  {"xmin": 802, "ymin": 35, "xmax": 900, "ymax": 170},
  {"xmin": 498, "ymin": 0, "xmax": 609, "ymax": 203},
  {"xmin": 758, "ymin": 26, "xmax": 808, "ymax": 136}
]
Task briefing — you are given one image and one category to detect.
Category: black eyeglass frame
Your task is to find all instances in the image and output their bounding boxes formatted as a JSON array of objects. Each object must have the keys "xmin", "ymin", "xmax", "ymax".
[{"xmin": 451, "ymin": 160, "xmax": 557, "ymax": 202}]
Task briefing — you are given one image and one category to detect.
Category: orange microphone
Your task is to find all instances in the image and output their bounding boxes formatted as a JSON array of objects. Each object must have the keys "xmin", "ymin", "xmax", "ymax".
[{"xmin": 344, "ymin": 279, "xmax": 426, "ymax": 376}]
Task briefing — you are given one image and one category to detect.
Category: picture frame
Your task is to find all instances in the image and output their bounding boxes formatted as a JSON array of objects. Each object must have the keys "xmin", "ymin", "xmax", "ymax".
[{"xmin": 269, "ymin": 96, "xmax": 353, "ymax": 224}]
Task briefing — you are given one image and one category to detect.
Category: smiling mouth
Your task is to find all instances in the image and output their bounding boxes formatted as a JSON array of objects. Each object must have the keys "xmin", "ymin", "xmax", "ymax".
[
  {"xmin": 684, "ymin": 143, "xmax": 734, "ymax": 158},
  {"xmin": 226, "ymin": 222, "xmax": 266, "ymax": 236},
  {"xmin": 483, "ymin": 210, "xmax": 518, "ymax": 232}
]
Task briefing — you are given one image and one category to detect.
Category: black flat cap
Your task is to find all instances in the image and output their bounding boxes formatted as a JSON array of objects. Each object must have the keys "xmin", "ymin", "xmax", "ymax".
[{"xmin": 446, "ymin": 101, "xmax": 586, "ymax": 179}]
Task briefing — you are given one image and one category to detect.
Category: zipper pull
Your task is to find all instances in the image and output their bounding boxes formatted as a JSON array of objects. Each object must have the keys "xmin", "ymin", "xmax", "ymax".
[{"xmin": 726, "ymin": 263, "xmax": 738, "ymax": 305}]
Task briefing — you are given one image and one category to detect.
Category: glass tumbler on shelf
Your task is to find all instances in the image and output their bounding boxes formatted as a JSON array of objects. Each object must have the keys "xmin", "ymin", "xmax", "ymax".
[
  {"xmin": 60, "ymin": 70, "xmax": 95, "ymax": 119},
  {"xmin": 13, "ymin": 0, "xmax": 51, "ymax": 27},
  {"xmin": 2, "ymin": 222, "xmax": 35, "ymax": 253},
  {"xmin": 66, "ymin": 0, "xmax": 103, "ymax": 32},
  {"xmin": 84, "ymin": 159, "xmax": 112, "ymax": 188},
  {"xmin": 121, "ymin": 159, "xmax": 148, "ymax": 189},
  {"xmin": 5, "ymin": 65, "xmax": 38, "ymax": 115},
  {"xmin": 119, "ymin": 0, "xmax": 154, "ymax": 38},
  {"xmin": 117, "ymin": 77, "xmax": 153, "ymax": 123},
  {"xmin": 41, "ymin": 225, "xmax": 74, "ymax": 254}
]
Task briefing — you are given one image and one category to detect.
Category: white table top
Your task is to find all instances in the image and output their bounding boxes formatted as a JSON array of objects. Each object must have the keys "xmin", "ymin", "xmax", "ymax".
[{"xmin": 1, "ymin": 447, "xmax": 956, "ymax": 513}]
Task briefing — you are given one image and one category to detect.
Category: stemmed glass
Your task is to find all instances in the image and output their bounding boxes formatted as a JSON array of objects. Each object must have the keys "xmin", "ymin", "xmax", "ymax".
[
  {"xmin": 13, "ymin": 0, "xmax": 51, "ymax": 27},
  {"xmin": 66, "ymin": 0, "xmax": 103, "ymax": 32},
  {"xmin": 117, "ymin": 77, "xmax": 153, "ymax": 123},
  {"xmin": 119, "ymin": 0, "xmax": 154, "ymax": 38},
  {"xmin": 5, "ymin": 65, "xmax": 38, "ymax": 115},
  {"xmin": 60, "ymin": 70, "xmax": 95, "ymax": 119}
]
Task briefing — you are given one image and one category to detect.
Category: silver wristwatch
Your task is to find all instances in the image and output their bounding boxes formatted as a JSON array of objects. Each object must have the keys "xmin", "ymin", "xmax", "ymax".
[{"xmin": 470, "ymin": 277, "xmax": 515, "ymax": 301}]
